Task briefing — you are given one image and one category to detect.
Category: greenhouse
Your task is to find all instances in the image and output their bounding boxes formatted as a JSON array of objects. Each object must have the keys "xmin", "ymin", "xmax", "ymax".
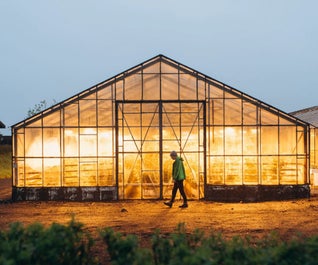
[{"xmin": 12, "ymin": 55, "xmax": 311, "ymax": 201}]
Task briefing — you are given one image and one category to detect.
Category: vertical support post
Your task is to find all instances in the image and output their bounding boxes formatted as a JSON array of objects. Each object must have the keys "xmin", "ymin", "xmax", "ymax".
[{"xmin": 159, "ymin": 101, "xmax": 163, "ymax": 199}]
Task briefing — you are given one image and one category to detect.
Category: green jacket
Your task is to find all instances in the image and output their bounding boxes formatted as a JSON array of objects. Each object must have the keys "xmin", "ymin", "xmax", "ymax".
[{"xmin": 172, "ymin": 156, "xmax": 186, "ymax": 181}]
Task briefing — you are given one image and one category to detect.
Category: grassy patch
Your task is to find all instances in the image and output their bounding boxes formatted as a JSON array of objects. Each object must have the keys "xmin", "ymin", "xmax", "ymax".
[{"xmin": 0, "ymin": 145, "xmax": 11, "ymax": 179}]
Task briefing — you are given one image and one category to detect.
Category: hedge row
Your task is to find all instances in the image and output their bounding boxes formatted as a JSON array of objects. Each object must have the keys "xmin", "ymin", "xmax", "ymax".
[{"xmin": 1, "ymin": 220, "xmax": 318, "ymax": 265}]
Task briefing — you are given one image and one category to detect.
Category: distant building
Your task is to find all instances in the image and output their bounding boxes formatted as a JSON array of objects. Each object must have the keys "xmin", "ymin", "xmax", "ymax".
[
  {"xmin": 291, "ymin": 106, "xmax": 318, "ymax": 187},
  {"xmin": 0, "ymin": 121, "xmax": 5, "ymax": 129},
  {"xmin": 11, "ymin": 55, "xmax": 311, "ymax": 202},
  {"xmin": 0, "ymin": 136, "xmax": 12, "ymax": 145}
]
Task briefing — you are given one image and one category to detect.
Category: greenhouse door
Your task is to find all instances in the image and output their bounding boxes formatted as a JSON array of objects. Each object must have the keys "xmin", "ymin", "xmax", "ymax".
[{"xmin": 116, "ymin": 101, "xmax": 205, "ymax": 199}]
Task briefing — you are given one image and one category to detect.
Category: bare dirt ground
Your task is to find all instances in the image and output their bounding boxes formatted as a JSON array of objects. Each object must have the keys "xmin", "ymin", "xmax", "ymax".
[
  {"xmin": 1, "ymin": 178, "xmax": 318, "ymax": 239},
  {"xmin": 1, "ymin": 178, "xmax": 318, "ymax": 263}
]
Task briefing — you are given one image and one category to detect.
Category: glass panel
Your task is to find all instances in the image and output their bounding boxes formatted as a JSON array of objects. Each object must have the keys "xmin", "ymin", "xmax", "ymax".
[
  {"xmin": 243, "ymin": 101, "xmax": 257, "ymax": 125},
  {"xmin": 261, "ymin": 109, "xmax": 278, "ymax": 125},
  {"xmin": 98, "ymin": 128, "xmax": 113, "ymax": 156},
  {"xmin": 243, "ymin": 156, "xmax": 258, "ymax": 184},
  {"xmin": 98, "ymin": 158, "xmax": 115, "ymax": 186},
  {"xmin": 279, "ymin": 156, "xmax": 296, "ymax": 184},
  {"xmin": 124, "ymin": 154, "xmax": 141, "ymax": 199},
  {"xmin": 115, "ymin": 79, "xmax": 124, "ymax": 100},
  {"xmin": 98, "ymin": 100, "xmax": 113, "ymax": 126},
  {"xmin": 143, "ymin": 74, "xmax": 160, "ymax": 100},
  {"xmin": 43, "ymin": 128, "xmax": 60, "ymax": 157},
  {"xmin": 310, "ymin": 129, "xmax": 316, "ymax": 168},
  {"xmin": 211, "ymin": 99, "xmax": 223, "ymax": 125},
  {"xmin": 25, "ymin": 158, "xmax": 42, "ymax": 186},
  {"xmin": 43, "ymin": 158, "xmax": 60, "ymax": 186},
  {"xmin": 225, "ymin": 156, "xmax": 242, "ymax": 184},
  {"xmin": 142, "ymin": 112, "xmax": 159, "ymax": 127},
  {"xmin": 17, "ymin": 131, "xmax": 24, "ymax": 157},
  {"xmin": 224, "ymin": 90, "xmax": 236, "ymax": 99},
  {"xmin": 97, "ymin": 85, "xmax": 112, "ymax": 100},
  {"xmin": 26, "ymin": 117, "xmax": 42, "ymax": 127},
  {"xmin": 297, "ymin": 126, "xmax": 306, "ymax": 154},
  {"xmin": 225, "ymin": 99, "xmax": 242, "ymax": 125},
  {"xmin": 25, "ymin": 128, "xmax": 42, "ymax": 157},
  {"xmin": 243, "ymin": 127, "xmax": 257, "ymax": 155},
  {"xmin": 279, "ymin": 116, "xmax": 294, "ymax": 125},
  {"xmin": 161, "ymin": 61, "xmax": 178, "ymax": 73},
  {"xmin": 161, "ymin": 74, "xmax": 178, "ymax": 100},
  {"xmin": 124, "ymin": 73, "xmax": 142, "ymax": 100},
  {"xmin": 80, "ymin": 134, "xmax": 97, "ymax": 157},
  {"xmin": 81, "ymin": 91, "xmax": 96, "ymax": 100},
  {"xmin": 261, "ymin": 127, "xmax": 278, "ymax": 154},
  {"xmin": 64, "ymin": 128, "xmax": 78, "ymax": 157},
  {"xmin": 162, "ymin": 139, "xmax": 180, "ymax": 152},
  {"xmin": 279, "ymin": 126, "xmax": 296, "ymax": 154},
  {"xmin": 80, "ymin": 160, "xmax": 97, "ymax": 186},
  {"xmin": 141, "ymin": 153, "xmax": 160, "ymax": 199},
  {"xmin": 63, "ymin": 158, "xmax": 79, "ymax": 186},
  {"xmin": 180, "ymin": 74, "xmax": 197, "ymax": 100},
  {"xmin": 163, "ymin": 112, "xmax": 180, "ymax": 128},
  {"xmin": 209, "ymin": 127, "xmax": 223, "ymax": 155},
  {"xmin": 143, "ymin": 61, "xmax": 160, "ymax": 73},
  {"xmin": 207, "ymin": 156, "xmax": 224, "ymax": 184},
  {"xmin": 64, "ymin": 103, "xmax": 78, "ymax": 126},
  {"xmin": 297, "ymin": 157, "xmax": 307, "ymax": 184},
  {"xmin": 261, "ymin": 156, "xmax": 278, "ymax": 184},
  {"xmin": 225, "ymin": 127, "xmax": 242, "ymax": 155},
  {"xmin": 16, "ymin": 159, "xmax": 24, "ymax": 187},
  {"xmin": 210, "ymin": 84, "xmax": 224, "ymax": 98},
  {"xmin": 79, "ymin": 99, "xmax": 96, "ymax": 126},
  {"xmin": 43, "ymin": 110, "xmax": 60, "ymax": 127},
  {"xmin": 198, "ymin": 79, "xmax": 206, "ymax": 100},
  {"xmin": 143, "ymin": 139, "xmax": 159, "ymax": 153},
  {"xmin": 315, "ymin": 129, "xmax": 318, "ymax": 168}
]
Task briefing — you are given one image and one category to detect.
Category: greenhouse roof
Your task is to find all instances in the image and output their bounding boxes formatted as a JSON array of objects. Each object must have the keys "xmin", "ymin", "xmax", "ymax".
[
  {"xmin": 13, "ymin": 54, "xmax": 309, "ymax": 129},
  {"xmin": 290, "ymin": 106, "xmax": 318, "ymax": 127}
]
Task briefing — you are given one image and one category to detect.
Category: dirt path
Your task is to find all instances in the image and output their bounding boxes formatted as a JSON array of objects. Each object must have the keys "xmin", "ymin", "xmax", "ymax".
[{"xmin": 1, "ymin": 178, "xmax": 318, "ymax": 242}]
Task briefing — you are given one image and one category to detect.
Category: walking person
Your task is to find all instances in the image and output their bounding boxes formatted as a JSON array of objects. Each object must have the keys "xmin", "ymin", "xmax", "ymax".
[{"xmin": 164, "ymin": 151, "xmax": 188, "ymax": 208}]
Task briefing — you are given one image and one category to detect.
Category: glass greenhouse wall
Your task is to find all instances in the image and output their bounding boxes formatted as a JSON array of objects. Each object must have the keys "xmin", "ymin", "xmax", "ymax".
[{"xmin": 12, "ymin": 55, "xmax": 310, "ymax": 201}]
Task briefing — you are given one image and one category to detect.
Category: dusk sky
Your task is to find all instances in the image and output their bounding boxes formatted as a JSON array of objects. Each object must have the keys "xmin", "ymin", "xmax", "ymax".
[{"xmin": 1, "ymin": 1, "xmax": 317, "ymax": 135}]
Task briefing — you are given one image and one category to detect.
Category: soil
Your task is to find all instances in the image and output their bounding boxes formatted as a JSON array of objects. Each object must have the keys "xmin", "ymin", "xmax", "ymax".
[{"xmin": 1, "ymin": 178, "xmax": 318, "ymax": 263}]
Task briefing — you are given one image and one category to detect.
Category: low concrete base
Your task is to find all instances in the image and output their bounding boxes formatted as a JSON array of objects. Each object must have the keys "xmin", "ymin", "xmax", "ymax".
[
  {"xmin": 204, "ymin": 184, "xmax": 310, "ymax": 202},
  {"xmin": 12, "ymin": 186, "xmax": 118, "ymax": 201},
  {"xmin": 12, "ymin": 184, "xmax": 310, "ymax": 202}
]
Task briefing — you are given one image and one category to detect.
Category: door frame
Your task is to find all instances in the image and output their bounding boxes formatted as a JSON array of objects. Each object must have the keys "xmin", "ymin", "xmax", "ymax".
[{"xmin": 115, "ymin": 100, "xmax": 206, "ymax": 199}]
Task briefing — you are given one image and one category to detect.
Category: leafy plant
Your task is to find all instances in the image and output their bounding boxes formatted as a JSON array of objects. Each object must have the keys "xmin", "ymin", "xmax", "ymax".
[{"xmin": 0, "ymin": 217, "xmax": 97, "ymax": 265}]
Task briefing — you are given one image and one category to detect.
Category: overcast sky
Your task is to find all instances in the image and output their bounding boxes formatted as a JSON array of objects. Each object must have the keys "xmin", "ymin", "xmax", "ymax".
[{"xmin": 1, "ymin": 1, "xmax": 317, "ymax": 135}]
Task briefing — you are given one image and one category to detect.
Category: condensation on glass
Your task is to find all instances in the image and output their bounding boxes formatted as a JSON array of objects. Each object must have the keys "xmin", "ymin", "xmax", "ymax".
[{"xmin": 12, "ymin": 55, "xmax": 310, "ymax": 199}]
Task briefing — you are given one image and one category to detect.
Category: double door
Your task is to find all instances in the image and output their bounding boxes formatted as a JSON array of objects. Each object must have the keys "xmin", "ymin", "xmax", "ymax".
[{"xmin": 116, "ymin": 101, "xmax": 205, "ymax": 199}]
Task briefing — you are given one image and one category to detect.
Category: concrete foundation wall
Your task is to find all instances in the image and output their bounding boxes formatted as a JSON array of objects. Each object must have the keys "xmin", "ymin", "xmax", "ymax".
[
  {"xmin": 204, "ymin": 185, "xmax": 310, "ymax": 202},
  {"xmin": 12, "ymin": 186, "xmax": 118, "ymax": 201},
  {"xmin": 12, "ymin": 184, "xmax": 310, "ymax": 202}
]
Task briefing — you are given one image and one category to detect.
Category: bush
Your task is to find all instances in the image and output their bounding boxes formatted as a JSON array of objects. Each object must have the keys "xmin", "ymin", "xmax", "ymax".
[
  {"xmin": 2, "ymin": 220, "xmax": 318, "ymax": 264},
  {"xmin": 0, "ymin": 217, "xmax": 97, "ymax": 265},
  {"xmin": 101, "ymin": 224, "xmax": 318, "ymax": 265}
]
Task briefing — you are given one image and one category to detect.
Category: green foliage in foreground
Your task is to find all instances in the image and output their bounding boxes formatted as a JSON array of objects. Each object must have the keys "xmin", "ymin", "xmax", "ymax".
[
  {"xmin": 101, "ymin": 223, "xmax": 318, "ymax": 265},
  {"xmin": 0, "ymin": 145, "xmax": 11, "ymax": 178},
  {"xmin": 1, "ymin": 220, "xmax": 318, "ymax": 265},
  {"xmin": 0, "ymin": 218, "xmax": 97, "ymax": 265}
]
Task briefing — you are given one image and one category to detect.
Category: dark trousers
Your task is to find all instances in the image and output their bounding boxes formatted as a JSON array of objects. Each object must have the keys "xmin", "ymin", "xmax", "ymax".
[{"xmin": 171, "ymin": 180, "xmax": 187, "ymax": 203}]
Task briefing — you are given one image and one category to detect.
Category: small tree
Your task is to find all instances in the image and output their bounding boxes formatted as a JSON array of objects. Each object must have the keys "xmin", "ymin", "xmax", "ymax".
[{"xmin": 26, "ymin": 99, "xmax": 56, "ymax": 118}]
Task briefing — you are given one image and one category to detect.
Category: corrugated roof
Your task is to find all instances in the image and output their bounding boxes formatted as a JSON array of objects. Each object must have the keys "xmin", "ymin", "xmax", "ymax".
[{"xmin": 290, "ymin": 106, "xmax": 318, "ymax": 127}]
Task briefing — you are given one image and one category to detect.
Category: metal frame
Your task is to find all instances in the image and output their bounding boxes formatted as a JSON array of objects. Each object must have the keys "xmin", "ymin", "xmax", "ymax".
[
  {"xmin": 11, "ymin": 54, "xmax": 311, "ymax": 201},
  {"xmin": 116, "ymin": 100, "xmax": 206, "ymax": 199}
]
